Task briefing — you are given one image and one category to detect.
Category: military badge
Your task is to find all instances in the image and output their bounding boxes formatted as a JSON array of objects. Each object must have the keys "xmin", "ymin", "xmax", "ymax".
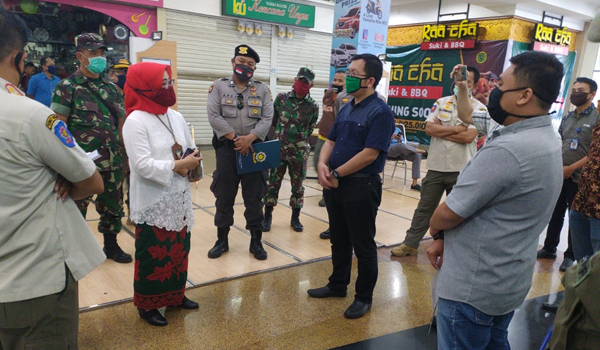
[
  {"xmin": 54, "ymin": 120, "xmax": 75, "ymax": 147},
  {"xmin": 251, "ymin": 100, "xmax": 260, "ymax": 105},
  {"xmin": 226, "ymin": 99, "xmax": 233, "ymax": 104},
  {"xmin": 4, "ymin": 83, "xmax": 23, "ymax": 96},
  {"xmin": 253, "ymin": 108, "xmax": 258, "ymax": 114},
  {"xmin": 208, "ymin": 84, "xmax": 214, "ymax": 94},
  {"xmin": 430, "ymin": 104, "xmax": 438, "ymax": 113},
  {"xmin": 253, "ymin": 151, "xmax": 266, "ymax": 164}
]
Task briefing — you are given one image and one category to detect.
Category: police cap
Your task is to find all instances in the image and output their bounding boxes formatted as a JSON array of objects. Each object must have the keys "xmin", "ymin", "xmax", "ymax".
[
  {"xmin": 234, "ymin": 45, "xmax": 260, "ymax": 64},
  {"xmin": 111, "ymin": 57, "xmax": 131, "ymax": 69}
]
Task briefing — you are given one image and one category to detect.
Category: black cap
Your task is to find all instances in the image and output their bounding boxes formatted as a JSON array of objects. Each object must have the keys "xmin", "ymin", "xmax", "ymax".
[
  {"xmin": 75, "ymin": 33, "xmax": 107, "ymax": 51},
  {"xmin": 234, "ymin": 45, "xmax": 260, "ymax": 64},
  {"xmin": 111, "ymin": 57, "xmax": 131, "ymax": 69}
]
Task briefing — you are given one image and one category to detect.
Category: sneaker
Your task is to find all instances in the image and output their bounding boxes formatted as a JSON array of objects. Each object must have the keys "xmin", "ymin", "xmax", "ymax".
[
  {"xmin": 410, "ymin": 184, "xmax": 421, "ymax": 191},
  {"xmin": 559, "ymin": 257, "xmax": 574, "ymax": 272},
  {"xmin": 537, "ymin": 248, "xmax": 557, "ymax": 259},
  {"xmin": 318, "ymin": 198, "xmax": 326, "ymax": 207},
  {"xmin": 391, "ymin": 243, "xmax": 418, "ymax": 257}
]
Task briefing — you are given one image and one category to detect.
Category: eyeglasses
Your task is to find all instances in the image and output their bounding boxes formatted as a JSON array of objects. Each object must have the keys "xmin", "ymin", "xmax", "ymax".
[
  {"xmin": 345, "ymin": 71, "xmax": 368, "ymax": 78},
  {"xmin": 162, "ymin": 79, "xmax": 175, "ymax": 88},
  {"xmin": 237, "ymin": 93, "xmax": 244, "ymax": 110}
]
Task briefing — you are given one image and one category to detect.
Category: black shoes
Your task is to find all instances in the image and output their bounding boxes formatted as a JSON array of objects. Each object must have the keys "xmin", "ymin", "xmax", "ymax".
[
  {"xmin": 103, "ymin": 245, "xmax": 132, "ymax": 264},
  {"xmin": 410, "ymin": 184, "xmax": 421, "ymax": 191},
  {"xmin": 208, "ymin": 228, "xmax": 229, "ymax": 259},
  {"xmin": 343, "ymin": 299, "xmax": 372, "ymax": 319},
  {"xmin": 263, "ymin": 206, "xmax": 274, "ymax": 232},
  {"xmin": 180, "ymin": 296, "xmax": 199, "ymax": 309},
  {"xmin": 537, "ymin": 248, "xmax": 557, "ymax": 259},
  {"xmin": 307, "ymin": 286, "xmax": 347, "ymax": 298},
  {"xmin": 559, "ymin": 258, "xmax": 574, "ymax": 272},
  {"xmin": 249, "ymin": 230, "xmax": 268, "ymax": 260},
  {"xmin": 138, "ymin": 308, "xmax": 168, "ymax": 327},
  {"xmin": 291, "ymin": 208, "xmax": 303, "ymax": 232},
  {"xmin": 319, "ymin": 229, "xmax": 330, "ymax": 240}
]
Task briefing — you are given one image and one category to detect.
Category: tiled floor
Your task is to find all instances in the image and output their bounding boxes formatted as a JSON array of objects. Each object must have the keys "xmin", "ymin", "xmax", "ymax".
[{"xmin": 77, "ymin": 148, "xmax": 567, "ymax": 349}]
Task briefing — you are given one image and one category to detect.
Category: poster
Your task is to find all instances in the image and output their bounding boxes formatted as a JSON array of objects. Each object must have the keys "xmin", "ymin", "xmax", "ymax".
[{"xmin": 386, "ymin": 40, "xmax": 507, "ymax": 144}]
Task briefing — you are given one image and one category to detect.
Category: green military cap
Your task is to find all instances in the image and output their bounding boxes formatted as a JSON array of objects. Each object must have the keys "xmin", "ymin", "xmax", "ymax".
[
  {"xmin": 75, "ymin": 33, "xmax": 107, "ymax": 51},
  {"xmin": 296, "ymin": 67, "xmax": 315, "ymax": 84},
  {"xmin": 234, "ymin": 45, "xmax": 260, "ymax": 63}
]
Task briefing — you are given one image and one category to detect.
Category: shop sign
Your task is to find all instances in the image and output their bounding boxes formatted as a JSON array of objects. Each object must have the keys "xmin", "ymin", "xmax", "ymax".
[
  {"xmin": 422, "ymin": 20, "xmax": 478, "ymax": 41},
  {"xmin": 388, "ymin": 86, "xmax": 444, "ymax": 100},
  {"xmin": 534, "ymin": 23, "xmax": 571, "ymax": 46},
  {"xmin": 421, "ymin": 39, "xmax": 475, "ymax": 51},
  {"xmin": 533, "ymin": 41, "xmax": 569, "ymax": 56},
  {"xmin": 111, "ymin": 0, "xmax": 163, "ymax": 7},
  {"xmin": 222, "ymin": 0, "xmax": 315, "ymax": 28}
]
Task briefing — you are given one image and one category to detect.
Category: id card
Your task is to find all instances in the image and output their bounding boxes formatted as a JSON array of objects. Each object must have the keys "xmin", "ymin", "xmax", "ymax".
[{"xmin": 570, "ymin": 138, "xmax": 578, "ymax": 150}]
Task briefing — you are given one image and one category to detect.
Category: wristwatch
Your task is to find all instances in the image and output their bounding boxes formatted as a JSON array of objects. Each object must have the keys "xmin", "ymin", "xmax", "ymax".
[
  {"xmin": 332, "ymin": 169, "xmax": 340, "ymax": 179},
  {"xmin": 433, "ymin": 231, "xmax": 444, "ymax": 241}
]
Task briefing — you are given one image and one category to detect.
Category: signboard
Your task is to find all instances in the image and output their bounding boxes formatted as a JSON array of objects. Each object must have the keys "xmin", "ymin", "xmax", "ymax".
[
  {"xmin": 422, "ymin": 20, "xmax": 478, "ymax": 42},
  {"xmin": 111, "ymin": 0, "xmax": 163, "ymax": 7},
  {"xmin": 533, "ymin": 23, "xmax": 571, "ymax": 46},
  {"xmin": 533, "ymin": 41, "xmax": 569, "ymax": 56},
  {"xmin": 421, "ymin": 40, "xmax": 476, "ymax": 51},
  {"xmin": 222, "ymin": 0, "xmax": 315, "ymax": 28},
  {"xmin": 387, "ymin": 41, "xmax": 507, "ymax": 144}
]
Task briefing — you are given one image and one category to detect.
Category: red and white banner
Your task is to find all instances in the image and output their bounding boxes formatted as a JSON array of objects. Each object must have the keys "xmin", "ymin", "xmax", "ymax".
[
  {"xmin": 388, "ymin": 86, "xmax": 444, "ymax": 100},
  {"xmin": 532, "ymin": 41, "xmax": 569, "ymax": 56}
]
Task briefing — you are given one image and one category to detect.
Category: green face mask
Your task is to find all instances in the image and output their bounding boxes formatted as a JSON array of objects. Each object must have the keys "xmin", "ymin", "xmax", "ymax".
[
  {"xmin": 346, "ymin": 75, "xmax": 366, "ymax": 93},
  {"xmin": 454, "ymin": 85, "xmax": 472, "ymax": 96},
  {"xmin": 84, "ymin": 55, "xmax": 107, "ymax": 74}
]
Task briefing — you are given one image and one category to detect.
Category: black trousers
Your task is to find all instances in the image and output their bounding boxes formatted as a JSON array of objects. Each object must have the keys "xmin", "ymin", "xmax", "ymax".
[
  {"xmin": 543, "ymin": 178, "xmax": 577, "ymax": 259},
  {"xmin": 210, "ymin": 145, "xmax": 268, "ymax": 231},
  {"xmin": 324, "ymin": 175, "xmax": 382, "ymax": 303}
]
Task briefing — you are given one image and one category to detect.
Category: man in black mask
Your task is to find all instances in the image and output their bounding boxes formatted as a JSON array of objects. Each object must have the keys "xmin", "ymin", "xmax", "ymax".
[
  {"xmin": 206, "ymin": 45, "xmax": 274, "ymax": 260},
  {"xmin": 537, "ymin": 77, "xmax": 600, "ymax": 273},
  {"xmin": 109, "ymin": 57, "xmax": 130, "ymax": 95}
]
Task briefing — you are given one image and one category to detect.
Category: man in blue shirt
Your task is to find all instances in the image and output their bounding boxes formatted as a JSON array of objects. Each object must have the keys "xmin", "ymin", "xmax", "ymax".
[
  {"xmin": 307, "ymin": 54, "xmax": 395, "ymax": 319},
  {"xmin": 27, "ymin": 57, "xmax": 60, "ymax": 107}
]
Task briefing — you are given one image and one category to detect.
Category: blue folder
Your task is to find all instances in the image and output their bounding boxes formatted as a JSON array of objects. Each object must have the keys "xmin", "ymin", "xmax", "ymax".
[{"xmin": 236, "ymin": 140, "xmax": 281, "ymax": 174}]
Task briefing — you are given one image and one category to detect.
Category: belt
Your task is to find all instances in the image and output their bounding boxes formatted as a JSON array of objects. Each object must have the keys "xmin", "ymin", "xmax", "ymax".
[{"xmin": 346, "ymin": 172, "xmax": 375, "ymax": 178}]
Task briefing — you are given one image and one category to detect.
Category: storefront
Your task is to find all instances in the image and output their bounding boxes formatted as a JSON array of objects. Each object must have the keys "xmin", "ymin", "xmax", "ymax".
[
  {"xmin": 4, "ymin": 0, "xmax": 161, "ymax": 74},
  {"xmin": 386, "ymin": 17, "xmax": 579, "ymax": 144}
]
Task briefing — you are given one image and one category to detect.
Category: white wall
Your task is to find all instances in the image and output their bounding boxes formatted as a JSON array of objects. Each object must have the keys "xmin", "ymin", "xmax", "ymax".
[{"xmin": 163, "ymin": 0, "xmax": 335, "ymax": 33}]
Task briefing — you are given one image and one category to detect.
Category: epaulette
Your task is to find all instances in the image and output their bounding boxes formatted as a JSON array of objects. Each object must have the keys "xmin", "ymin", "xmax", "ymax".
[
  {"xmin": 254, "ymin": 80, "xmax": 263, "ymax": 84},
  {"xmin": 220, "ymin": 78, "xmax": 228, "ymax": 81}
]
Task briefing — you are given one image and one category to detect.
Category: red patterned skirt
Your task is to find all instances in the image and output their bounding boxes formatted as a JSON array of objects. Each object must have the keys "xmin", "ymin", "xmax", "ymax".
[{"xmin": 133, "ymin": 223, "xmax": 190, "ymax": 309}]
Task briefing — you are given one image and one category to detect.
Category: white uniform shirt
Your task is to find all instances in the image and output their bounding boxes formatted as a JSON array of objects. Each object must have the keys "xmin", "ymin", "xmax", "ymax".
[
  {"xmin": 0, "ymin": 77, "xmax": 104, "ymax": 303},
  {"xmin": 123, "ymin": 109, "xmax": 195, "ymax": 232},
  {"xmin": 426, "ymin": 95, "xmax": 478, "ymax": 172}
]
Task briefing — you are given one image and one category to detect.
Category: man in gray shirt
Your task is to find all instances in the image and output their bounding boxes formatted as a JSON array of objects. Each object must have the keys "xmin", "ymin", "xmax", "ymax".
[
  {"xmin": 427, "ymin": 51, "xmax": 564, "ymax": 349},
  {"xmin": 538, "ymin": 77, "xmax": 600, "ymax": 272}
]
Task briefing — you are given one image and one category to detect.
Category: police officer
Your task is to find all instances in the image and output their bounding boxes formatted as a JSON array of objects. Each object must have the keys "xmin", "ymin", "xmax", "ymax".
[
  {"xmin": 263, "ymin": 68, "xmax": 319, "ymax": 233},
  {"xmin": 51, "ymin": 33, "xmax": 131, "ymax": 264},
  {"xmin": 109, "ymin": 56, "xmax": 130, "ymax": 95},
  {"xmin": 0, "ymin": 8, "xmax": 105, "ymax": 347},
  {"xmin": 207, "ymin": 45, "xmax": 274, "ymax": 260}
]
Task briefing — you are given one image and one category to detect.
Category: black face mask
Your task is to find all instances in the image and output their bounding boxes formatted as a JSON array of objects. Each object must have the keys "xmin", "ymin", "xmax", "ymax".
[
  {"xmin": 117, "ymin": 75, "xmax": 127, "ymax": 90},
  {"xmin": 234, "ymin": 64, "xmax": 254, "ymax": 82},
  {"xmin": 487, "ymin": 87, "xmax": 548, "ymax": 125},
  {"xmin": 332, "ymin": 84, "xmax": 344, "ymax": 93},
  {"xmin": 570, "ymin": 91, "xmax": 590, "ymax": 107}
]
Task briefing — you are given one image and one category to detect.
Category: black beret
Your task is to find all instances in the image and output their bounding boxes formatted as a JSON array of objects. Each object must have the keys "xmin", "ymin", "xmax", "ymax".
[{"xmin": 234, "ymin": 45, "xmax": 260, "ymax": 64}]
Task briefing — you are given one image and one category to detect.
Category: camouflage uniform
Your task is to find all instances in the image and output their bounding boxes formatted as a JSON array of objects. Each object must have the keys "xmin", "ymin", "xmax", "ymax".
[
  {"xmin": 264, "ymin": 90, "xmax": 319, "ymax": 208},
  {"xmin": 51, "ymin": 69, "xmax": 125, "ymax": 236}
]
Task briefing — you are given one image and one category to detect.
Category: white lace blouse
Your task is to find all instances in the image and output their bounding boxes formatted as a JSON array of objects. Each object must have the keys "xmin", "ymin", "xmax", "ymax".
[{"xmin": 123, "ymin": 109, "xmax": 195, "ymax": 232}]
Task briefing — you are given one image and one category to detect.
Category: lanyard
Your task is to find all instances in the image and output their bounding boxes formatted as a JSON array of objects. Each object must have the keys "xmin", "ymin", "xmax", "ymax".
[{"xmin": 155, "ymin": 114, "xmax": 183, "ymax": 160}]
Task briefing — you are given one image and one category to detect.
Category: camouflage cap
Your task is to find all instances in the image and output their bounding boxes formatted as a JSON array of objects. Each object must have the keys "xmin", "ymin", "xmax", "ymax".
[
  {"xmin": 234, "ymin": 45, "xmax": 260, "ymax": 64},
  {"xmin": 111, "ymin": 57, "xmax": 131, "ymax": 69},
  {"xmin": 296, "ymin": 67, "xmax": 315, "ymax": 84},
  {"xmin": 75, "ymin": 33, "xmax": 107, "ymax": 51}
]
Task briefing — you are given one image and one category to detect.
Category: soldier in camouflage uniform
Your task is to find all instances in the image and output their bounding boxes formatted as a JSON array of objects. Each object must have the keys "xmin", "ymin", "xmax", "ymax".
[
  {"xmin": 51, "ymin": 33, "xmax": 131, "ymax": 264},
  {"xmin": 263, "ymin": 68, "xmax": 319, "ymax": 232}
]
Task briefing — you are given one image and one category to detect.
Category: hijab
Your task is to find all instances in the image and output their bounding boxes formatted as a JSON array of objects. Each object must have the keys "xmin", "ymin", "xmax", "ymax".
[{"xmin": 125, "ymin": 62, "xmax": 172, "ymax": 116}]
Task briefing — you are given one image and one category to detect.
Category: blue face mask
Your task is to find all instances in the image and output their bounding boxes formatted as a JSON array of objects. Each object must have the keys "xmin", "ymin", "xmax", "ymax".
[
  {"xmin": 116, "ymin": 75, "xmax": 126, "ymax": 89},
  {"xmin": 46, "ymin": 65, "xmax": 57, "ymax": 75}
]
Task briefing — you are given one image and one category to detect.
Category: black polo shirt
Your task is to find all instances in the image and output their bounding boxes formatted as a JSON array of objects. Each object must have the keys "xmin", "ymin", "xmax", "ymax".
[{"xmin": 328, "ymin": 92, "xmax": 395, "ymax": 174}]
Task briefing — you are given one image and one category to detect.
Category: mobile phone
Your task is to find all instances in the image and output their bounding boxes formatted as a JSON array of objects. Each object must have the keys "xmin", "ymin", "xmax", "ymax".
[
  {"xmin": 456, "ymin": 65, "xmax": 468, "ymax": 82},
  {"xmin": 183, "ymin": 148, "xmax": 199, "ymax": 158}
]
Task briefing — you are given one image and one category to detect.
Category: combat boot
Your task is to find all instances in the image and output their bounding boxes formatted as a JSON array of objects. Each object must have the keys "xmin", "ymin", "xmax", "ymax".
[
  {"xmin": 262, "ymin": 205, "xmax": 274, "ymax": 232},
  {"xmin": 291, "ymin": 208, "xmax": 303, "ymax": 232},
  {"xmin": 249, "ymin": 230, "xmax": 268, "ymax": 260},
  {"xmin": 208, "ymin": 228, "xmax": 229, "ymax": 259}
]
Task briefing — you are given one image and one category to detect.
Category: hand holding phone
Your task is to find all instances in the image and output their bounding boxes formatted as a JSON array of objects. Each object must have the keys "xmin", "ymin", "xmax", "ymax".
[{"xmin": 455, "ymin": 65, "xmax": 468, "ymax": 82}]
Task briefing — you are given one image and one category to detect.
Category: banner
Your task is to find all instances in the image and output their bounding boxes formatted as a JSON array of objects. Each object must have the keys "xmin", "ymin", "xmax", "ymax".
[
  {"xmin": 222, "ymin": 0, "xmax": 316, "ymax": 28},
  {"xmin": 386, "ymin": 40, "xmax": 507, "ymax": 144},
  {"xmin": 330, "ymin": 0, "xmax": 391, "ymax": 83},
  {"xmin": 512, "ymin": 41, "xmax": 576, "ymax": 127}
]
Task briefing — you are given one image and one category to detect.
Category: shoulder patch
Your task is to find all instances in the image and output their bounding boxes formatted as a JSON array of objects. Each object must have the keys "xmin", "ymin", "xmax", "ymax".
[
  {"xmin": 53, "ymin": 120, "xmax": 76, "ymax": 147},
  {"xmin": 208, "ymin": 84, "xmax": 214, "ymax": 94},
  {"xmin": 431, "ymin": 103, "xmax": 438, "ymax": 113},
  {"xmin": 4, "ymin": 83, "xmax": 23, "ymax": 96},
  {"xmin": 45, "ymin": 114, "xmax": 59, "ymax": 130}
]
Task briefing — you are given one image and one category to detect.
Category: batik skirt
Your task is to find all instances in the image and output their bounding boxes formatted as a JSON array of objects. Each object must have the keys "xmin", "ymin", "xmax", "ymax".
[{"xmin": 133, "ymin": 223, "xmax": 190, "ymax": 309}]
